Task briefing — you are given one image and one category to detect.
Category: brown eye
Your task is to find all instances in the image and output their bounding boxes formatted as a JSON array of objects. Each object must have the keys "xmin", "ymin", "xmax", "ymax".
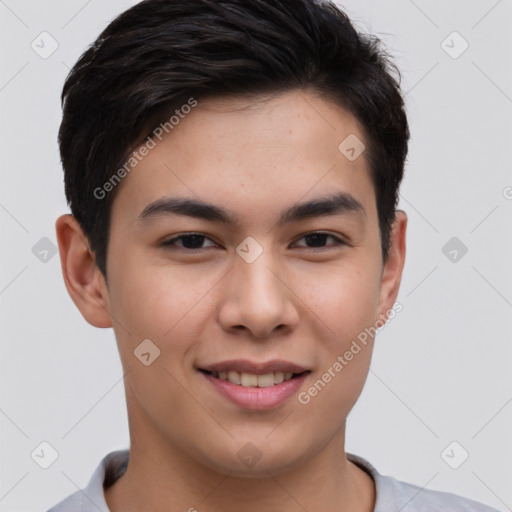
[
  {"xmin": 293, "ymin": 232, "xmax": 345, "ymax": 249},
  {"xmin": 161, "ymin": 233, "xmax": 217, "ymax": 250}
]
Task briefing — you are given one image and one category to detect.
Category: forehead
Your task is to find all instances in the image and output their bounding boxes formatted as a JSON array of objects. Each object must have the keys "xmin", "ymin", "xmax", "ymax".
[{"xmin": 110, "ymin": 90, "xmax": 376, "ymax": 228}]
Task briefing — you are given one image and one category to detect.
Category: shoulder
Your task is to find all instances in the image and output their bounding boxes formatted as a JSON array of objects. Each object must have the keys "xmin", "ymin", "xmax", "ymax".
[
  {"xmin": 379, "ymin": 473, "xmax": 500, "ymax": 512},
  {"xmin": 46, "ymin": 490, "xmax": 84, "ymax": 512},
  {"xmin": 45, "ymin": 450, "xmax": 129, "ymax": 512},
  {"xmin": 346, "ymin": 452, "xmax": 500, "ymax": 512}
]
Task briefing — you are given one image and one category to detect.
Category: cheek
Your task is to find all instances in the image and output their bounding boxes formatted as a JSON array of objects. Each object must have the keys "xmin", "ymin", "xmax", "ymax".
[
  {"xmin": 303, "ymin": 259, "xmax": 380, "ymax": 415},
  {"xmin": 107, "ymin": 259, "xmax": 218, "ymax": 356},
  {"xmin": 291, "ymin": 256, "xmax": 381, "ymax": 340},
  {"xmin": 297, "ymin": 266, "xmax": 378, "ymax": 420}
]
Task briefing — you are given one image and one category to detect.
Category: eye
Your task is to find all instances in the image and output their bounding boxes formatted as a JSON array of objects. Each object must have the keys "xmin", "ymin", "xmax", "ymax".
[
  {"xmin": 160, "ymin": 233, "xmax": 218, "ymax": 250},
  {"xmin": 292, "ymin": 232, "xmax": 346, "ymax": 249},
  {"xmin": 160, "ymin": 231, "xmax": 347, "ymax": 251}
]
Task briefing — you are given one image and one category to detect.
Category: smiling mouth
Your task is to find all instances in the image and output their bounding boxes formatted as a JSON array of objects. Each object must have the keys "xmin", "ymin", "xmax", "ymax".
[{"xmin": 199, "ymin": 369, "xmax": 309, "ymax": 388}]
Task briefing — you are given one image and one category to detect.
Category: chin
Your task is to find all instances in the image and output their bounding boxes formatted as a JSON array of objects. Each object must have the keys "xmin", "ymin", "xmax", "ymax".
[{"xmin": 196, "ymin": 435, "xmax": 315, "ymax": 478}]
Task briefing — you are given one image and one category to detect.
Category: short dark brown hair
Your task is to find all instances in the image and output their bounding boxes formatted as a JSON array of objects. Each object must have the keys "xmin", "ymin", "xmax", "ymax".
[{"xmin": 59, "ymin": 0, "xmax": 410, "ymax": 279}]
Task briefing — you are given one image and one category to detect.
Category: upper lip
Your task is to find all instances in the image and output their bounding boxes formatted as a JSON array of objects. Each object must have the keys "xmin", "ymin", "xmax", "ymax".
[{"xmin": 199, "ymin": 359, "xmax": 309, "ymax": 375}]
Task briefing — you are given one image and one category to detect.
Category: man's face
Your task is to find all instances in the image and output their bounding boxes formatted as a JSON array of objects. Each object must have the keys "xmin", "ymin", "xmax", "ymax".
[{"xmin": 99, "ymin": 90, "xmax": 404, "ymax": 474}]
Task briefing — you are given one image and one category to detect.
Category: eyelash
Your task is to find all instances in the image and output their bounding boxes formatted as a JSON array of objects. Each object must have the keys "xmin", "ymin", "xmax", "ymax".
[{"xmin": 160, "ymin": 232, "xmax": 347, "ymax": 251}]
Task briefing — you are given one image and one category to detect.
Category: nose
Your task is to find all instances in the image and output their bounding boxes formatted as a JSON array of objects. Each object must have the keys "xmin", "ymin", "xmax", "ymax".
[{"xmin": 217, "ymin": 250, "xmax": 300, "ymax": 339}]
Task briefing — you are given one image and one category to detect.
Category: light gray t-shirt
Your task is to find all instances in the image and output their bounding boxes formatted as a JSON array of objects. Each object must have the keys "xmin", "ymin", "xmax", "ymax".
[{"xmin": 47, "ymin": 449, "xmax": 500, "ymax": 511}]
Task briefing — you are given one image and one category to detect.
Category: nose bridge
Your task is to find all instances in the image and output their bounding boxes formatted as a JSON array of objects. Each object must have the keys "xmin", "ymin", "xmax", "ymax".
[
  {"xmin": 217, "ymin": 237, "xmax": 298, "ymax": 337},
  {"xmin": 234, "ymin": 240, "xmax": 284, "ymax": 307}
]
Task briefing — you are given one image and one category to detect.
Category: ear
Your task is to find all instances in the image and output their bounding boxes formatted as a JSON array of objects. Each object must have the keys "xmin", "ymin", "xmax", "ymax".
[
  {"xmin": 55, "ymin": 214, "xmax": 112, "ymax": 328},
  {"xmin": 376, "ymin": 210, "xmax": 407, "ymax": 324}
]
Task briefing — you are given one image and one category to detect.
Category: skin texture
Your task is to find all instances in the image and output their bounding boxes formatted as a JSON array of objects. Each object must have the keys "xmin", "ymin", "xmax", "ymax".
[{"xmin": 55, "ymin": 89, "xmax": 407, "ymax": 512}]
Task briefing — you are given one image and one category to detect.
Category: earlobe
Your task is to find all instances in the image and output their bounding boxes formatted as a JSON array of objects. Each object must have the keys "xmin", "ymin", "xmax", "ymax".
[
  {"xmin": 376, "ymin": 210, "xmax": 407, "ymax": 323},
  {"xmin": 55, "ymin": 214, "xmax": 112, "ymax": 328}
]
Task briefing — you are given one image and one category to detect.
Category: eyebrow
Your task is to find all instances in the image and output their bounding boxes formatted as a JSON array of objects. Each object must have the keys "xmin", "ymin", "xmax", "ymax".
[{"xmin": 135, "ymin": 191, "xmax": 366, "ymax": 227}]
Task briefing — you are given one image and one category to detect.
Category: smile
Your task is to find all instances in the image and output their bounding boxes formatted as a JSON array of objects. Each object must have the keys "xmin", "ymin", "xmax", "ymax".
[
  {"xmin": 198, "ymin": 360, "xmax": 311, "ymax": 410},
  {"xmin": 202, "ymin": 370, "xmax": 299, "ymax": 387}
]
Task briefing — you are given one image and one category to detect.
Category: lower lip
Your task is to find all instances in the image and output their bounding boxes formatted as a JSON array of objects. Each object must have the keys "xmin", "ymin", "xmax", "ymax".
[{"xmin": 201, "ymin": 371, "xmax": 309, "ymax": 410}]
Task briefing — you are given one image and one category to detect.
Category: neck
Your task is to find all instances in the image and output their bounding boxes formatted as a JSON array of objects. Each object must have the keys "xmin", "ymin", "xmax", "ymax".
[{"xmin": 104, "ymin": 397, "xmax": 375, "ymax": 512}]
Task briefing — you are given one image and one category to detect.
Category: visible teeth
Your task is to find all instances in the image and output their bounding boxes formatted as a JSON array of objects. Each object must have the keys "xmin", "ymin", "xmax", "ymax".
[
  {"xmin": 274, "ymin": 371, "xmax": 285, "ymax": 384},
  {"xmin": 257, "ymin": 373, "xmax": 275, "ymax": 388},
  {"xmin": 241, "ymin": 373, "xmax": 258, "ymax": 387},
  {"xmin": 212, "ymin": 370, "xmax": 296, "ymax": 387},
  {"xmin": 227, "ymin": 370, "xmax": 241, "ymax": 384}
]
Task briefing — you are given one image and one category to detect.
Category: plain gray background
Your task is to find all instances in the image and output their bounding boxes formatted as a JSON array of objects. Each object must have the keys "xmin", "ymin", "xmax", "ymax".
[{"xmin": 1, "ymin": 1, "xmax": 511, "ymax": 511}]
